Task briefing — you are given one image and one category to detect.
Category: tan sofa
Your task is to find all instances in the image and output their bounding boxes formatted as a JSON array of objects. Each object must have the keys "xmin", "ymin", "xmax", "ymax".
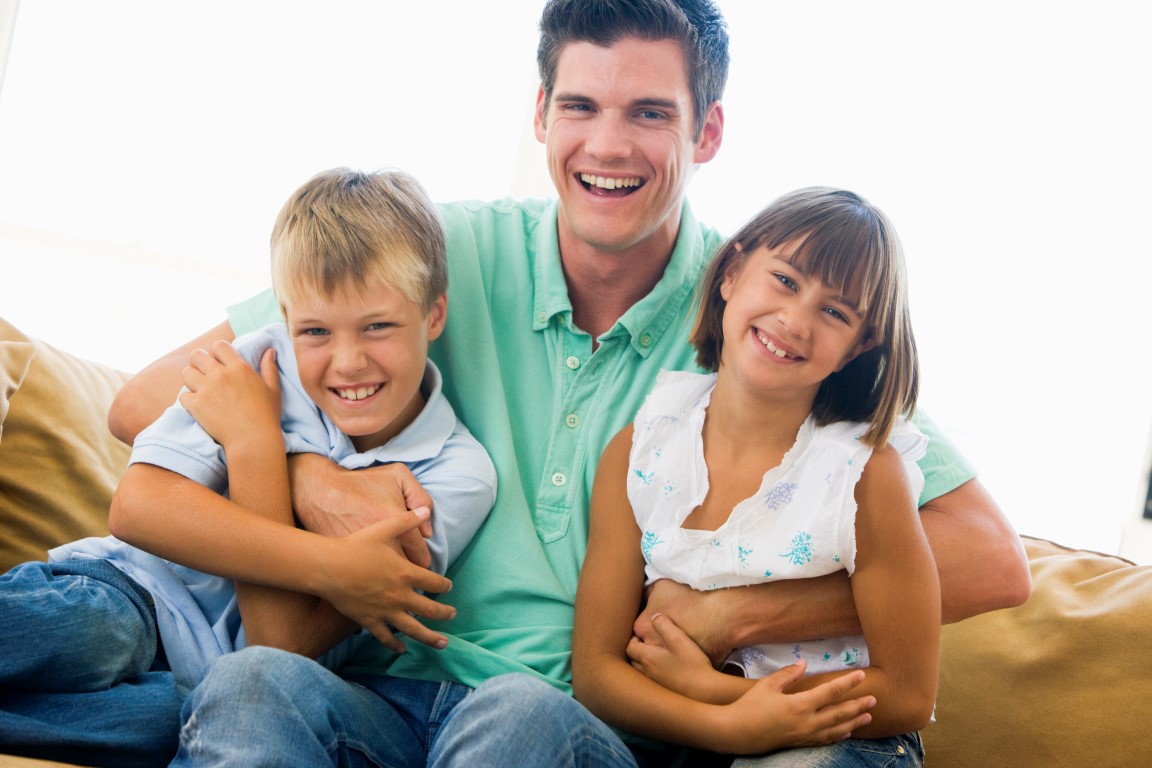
[{"xmin": 2, "ymin": 314, "xmax": 1151, "ymax": 768}]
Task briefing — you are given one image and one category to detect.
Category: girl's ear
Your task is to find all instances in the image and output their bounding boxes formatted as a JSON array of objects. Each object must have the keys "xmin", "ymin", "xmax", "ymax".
[
  {"xmin": 718, "ymin": 245, "xmax": 745, "ymax": 301},
  {"xmin": 836, "ymin": 335, "xmax": 876, "ymax": 372}
]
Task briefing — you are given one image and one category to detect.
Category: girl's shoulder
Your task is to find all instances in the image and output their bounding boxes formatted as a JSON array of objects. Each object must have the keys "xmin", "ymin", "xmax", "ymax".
[
  {"xmin": 810, "ymin": 416, "xmax": 928, "ymax": 464},
  {"xmin": 637, "ymin": 370, "xmax": 716, "ymax": 421}
]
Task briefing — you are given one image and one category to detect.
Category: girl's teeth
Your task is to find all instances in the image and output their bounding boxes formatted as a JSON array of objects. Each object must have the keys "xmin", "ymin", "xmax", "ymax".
[{"xmin": 337, "ymin": 385, "xmax": 380, "ymax": 400}]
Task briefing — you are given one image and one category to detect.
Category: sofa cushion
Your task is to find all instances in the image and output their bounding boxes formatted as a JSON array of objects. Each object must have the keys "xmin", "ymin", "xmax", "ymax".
[
  {"xmin": 925, "ymin": 535, "xmax": 1152, "ymax": 767},
  {"xmin": 0, "ymin": 317, "xmax": 130, "ymax": 571}
]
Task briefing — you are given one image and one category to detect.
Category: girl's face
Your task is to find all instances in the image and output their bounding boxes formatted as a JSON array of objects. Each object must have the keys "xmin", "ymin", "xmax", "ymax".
[{"xmin": 719, "ymin": 239, "xmax": 874, "ymax": 403}]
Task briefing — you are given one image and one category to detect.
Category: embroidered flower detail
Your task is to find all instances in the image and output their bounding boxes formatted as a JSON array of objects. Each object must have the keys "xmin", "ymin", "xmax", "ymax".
[
  {"xmin": 640, "ymin": 531, "xmax": 664, "ymax": 562},
  {"xmin": 764, "ymin": 481, "xmax": 799, "ymax": 510},
  {"xmin": 840, "ymin": 648, "xmax": 862, "ymax": 666},
  {"xmin": 823, "ymin": 652, "xmax": 833, "ymax": 662},
  {"xmin": 792, "ymin": 645, "xmax": 804, "ymax": 659},
  {"xmin": 763, "ymin": 568, "xmax": 774, "ymax": 578},
  {"xmin": 633, "ymin": 469, "xmax": 655, "ymax": 486},
  {"xmin": 833, "ymin": 554, "xmax": 841, "ymax": 564},
  {"xmin": 780, "ymin": 531, "xmax": 814, "ymax": 566},
  {"xmin": 736, "ymin": 544, "xmax": 754, "ymax": 567},
  {"xmin": 663, "ymin": 481, "xmax": 675, "ymax": 495}
]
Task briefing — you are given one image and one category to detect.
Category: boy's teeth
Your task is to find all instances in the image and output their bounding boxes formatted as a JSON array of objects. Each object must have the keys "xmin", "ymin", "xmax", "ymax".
[
  {"xmin": 336, "ymin": 384, "xmax": 381, "ymax": 401},
  {"xmin": 580, "ymin": 173, "xmax": 641, "ymax": 190}
]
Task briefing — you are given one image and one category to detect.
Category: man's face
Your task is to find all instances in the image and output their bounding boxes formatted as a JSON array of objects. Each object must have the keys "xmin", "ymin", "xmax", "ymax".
[{"xmin": 534, "ymin": 37, "xmax": 722, "ymax": 260}]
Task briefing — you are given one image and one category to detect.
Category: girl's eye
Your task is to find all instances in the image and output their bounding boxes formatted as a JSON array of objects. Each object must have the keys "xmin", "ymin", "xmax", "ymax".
[
  {"xmin": 824, "ymin": 307, "xmax": 849, "ymax": 323},
  {"xmin": 774, "ymin": 273, "xmax": 797, "ymax": 291}
]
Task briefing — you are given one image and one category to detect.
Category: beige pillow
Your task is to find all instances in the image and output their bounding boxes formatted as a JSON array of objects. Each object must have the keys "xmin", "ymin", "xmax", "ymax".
[
  {"xmin": 0, "ymin": 317, "xmax": 131, "ymax": 571},
  {"xmin": 925, "ymin": 535, "xmax": 1152, "ymax": 767}
]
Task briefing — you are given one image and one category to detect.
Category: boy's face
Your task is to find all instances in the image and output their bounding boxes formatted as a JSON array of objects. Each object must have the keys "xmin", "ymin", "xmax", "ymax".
[
  {"xmin": 286, "ymin": 278, "xmax": 446, "ymax": 452},
  {"xmin": 534, "ymin": 36, "xmax": 723, "ymax": 259}
]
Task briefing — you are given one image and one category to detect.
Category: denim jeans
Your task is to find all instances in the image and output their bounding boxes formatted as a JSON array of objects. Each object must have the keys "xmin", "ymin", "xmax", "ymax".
[
  {"xmin": 172, "ymin": 645, "xmax": 638, "ymax": 767},
  {"xmin": 0, "ymin": 559, "xmax": 184, "ymax": 767},
  {"xmin": 731, "ymin": 733, "xmax": 924, "ymax": 768}
]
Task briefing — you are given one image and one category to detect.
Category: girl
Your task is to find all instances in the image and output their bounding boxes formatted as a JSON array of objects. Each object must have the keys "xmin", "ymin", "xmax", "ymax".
[{"xmin": 573, "ymin": 187, "xmax": 939, "ymax": 766}]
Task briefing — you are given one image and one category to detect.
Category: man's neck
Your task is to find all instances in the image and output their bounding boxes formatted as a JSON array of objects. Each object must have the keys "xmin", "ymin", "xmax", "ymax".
[{"xmin": 557, "ymin": 224, "xmax": 680, "ymax": 343}]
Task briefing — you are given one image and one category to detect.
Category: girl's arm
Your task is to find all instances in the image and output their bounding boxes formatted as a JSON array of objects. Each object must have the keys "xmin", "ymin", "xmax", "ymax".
[
  {"xmin": 799, "ymin": 444, "xmax": 940, "ymax": 736},
  {"xmin": 573, "ymin": 427, "xmax": 875, "ymax": 755},
  {"xmin": 625, "ymin": 444, "xmax": 940, "ymax": 739},
  {"xmin": 636, "ymin": 476, "xmax": 1020, "ymax": 665}
]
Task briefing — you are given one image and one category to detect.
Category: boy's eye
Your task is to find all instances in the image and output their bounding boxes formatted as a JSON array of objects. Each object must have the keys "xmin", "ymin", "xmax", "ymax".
[
  {"xmin": 301, "ymin": 327, "xmax": 329, "ymax": 337},
  {"xmin": 366, "ymin": 322, "xmax": 392, "ymax": 332}
]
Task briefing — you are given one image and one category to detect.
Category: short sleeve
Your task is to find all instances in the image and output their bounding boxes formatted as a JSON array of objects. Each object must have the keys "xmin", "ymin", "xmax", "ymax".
[
  {"xmin": 227, "ymin": 289, "xmax": 282, "ymax": 337},
  {"xmin": 910, "ymin": 408, "xmax": 977, "ymax": 506}
]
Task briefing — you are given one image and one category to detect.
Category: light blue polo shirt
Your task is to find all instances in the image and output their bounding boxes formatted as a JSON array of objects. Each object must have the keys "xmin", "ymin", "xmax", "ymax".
[
  {"xmin": 51, "ymin": 324, "xmax": 496, "ymax": 691},
  {"xmin": 227, "ymin": 197, "xmax": 975, "ymax": 692}
]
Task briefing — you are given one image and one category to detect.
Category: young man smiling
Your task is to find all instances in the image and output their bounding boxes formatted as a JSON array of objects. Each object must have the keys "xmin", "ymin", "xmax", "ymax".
[{"xmin": 107, "ymin": 1, "xmax": 1030, "ymax": 765}]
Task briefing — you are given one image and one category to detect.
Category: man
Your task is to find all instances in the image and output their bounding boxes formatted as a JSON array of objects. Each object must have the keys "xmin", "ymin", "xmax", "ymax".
[{"xmin": 110, "ymin": 1, "xmax": 1030, "ymax": 765}]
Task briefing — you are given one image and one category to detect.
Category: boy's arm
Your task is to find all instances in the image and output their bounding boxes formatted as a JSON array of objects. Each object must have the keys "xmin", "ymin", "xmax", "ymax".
[
  {"xmin": 108, "ymin": 320, "xmax": 236, "ymax": 445},
  {"xmin": 638, "ymin": 480, "xmax": 1030, "ymax": 664}
]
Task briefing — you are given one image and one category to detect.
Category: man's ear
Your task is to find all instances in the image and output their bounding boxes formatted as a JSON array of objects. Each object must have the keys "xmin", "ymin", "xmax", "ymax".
[
  {"xmin": 427, "ymin": 295, "xmax": 448, "ymax": 341},
  {"xmin": 693, "ymin": 101, "xmax": 724, "ymax": 164},
  {"xmin": 533, "ymin": 86, "xmax": 548, "ymax": 144}
]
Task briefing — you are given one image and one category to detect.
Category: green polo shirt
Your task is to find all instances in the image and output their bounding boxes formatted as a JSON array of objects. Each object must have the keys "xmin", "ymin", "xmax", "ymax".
[{"xmin": 228, "ymin": 196, "xmax": 974, "ymax": 693}]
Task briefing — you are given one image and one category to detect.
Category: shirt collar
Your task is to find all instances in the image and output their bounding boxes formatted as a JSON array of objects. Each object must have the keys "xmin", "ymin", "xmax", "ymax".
[
  {"xmin": 531, "ymin": 202, "xmax": 711, "ymax": 358},
  {"xmin": 336, "ymin": 359, "xmax": 456, "ymax": 469}
]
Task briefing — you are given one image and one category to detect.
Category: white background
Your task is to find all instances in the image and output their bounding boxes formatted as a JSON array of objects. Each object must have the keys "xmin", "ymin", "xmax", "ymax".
[{"xmin": 1, "ymin": 1, "xmax": 1149, "ymax": 558}]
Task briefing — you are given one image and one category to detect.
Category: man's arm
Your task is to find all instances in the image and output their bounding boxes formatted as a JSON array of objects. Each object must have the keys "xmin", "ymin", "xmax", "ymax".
[
  {"xmin": 638, "ymin": 477, "xmax": 1031, "ymax": 663},
  {"xmin": 108, "ymin": 320, "xmax": 236, "ymax": 445}
]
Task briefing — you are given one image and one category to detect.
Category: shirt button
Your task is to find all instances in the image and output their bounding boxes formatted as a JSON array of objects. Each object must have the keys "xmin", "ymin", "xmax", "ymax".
[
  {"xmin": 551, "ymin": 472, "xmax": 567, "ymax": 487},
  {"xmin": 536, "ymin": 311, "xmax": 548, "ymax": 323},
  {"xmin": 566, "ymin": 355, "xmax": 580, "ymax": 370},
  {"xmin": 565, "ymin": 414, "xmax": 580, "ymax": 429},
  {"xmin": 639, "ymin": 333, "xmax": 653, "ymax": 348}
]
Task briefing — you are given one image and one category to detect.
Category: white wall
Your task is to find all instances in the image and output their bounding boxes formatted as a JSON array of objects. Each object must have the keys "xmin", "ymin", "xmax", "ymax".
[{"xmin": 1, "ymin": 1, "xmax": 1149, "ymax": 559}]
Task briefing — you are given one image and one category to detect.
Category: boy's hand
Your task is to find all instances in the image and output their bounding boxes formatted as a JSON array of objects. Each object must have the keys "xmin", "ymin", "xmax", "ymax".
[
  {"xmin": 180, "ymin": 342, "xmax": 282, "ymax": 453},
  {"xmin": 320, "ymin": 507, "xmax": 455, "ymax": 652}
]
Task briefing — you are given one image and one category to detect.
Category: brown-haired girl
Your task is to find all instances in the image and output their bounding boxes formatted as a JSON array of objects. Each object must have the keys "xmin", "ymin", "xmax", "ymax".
[{"xmin": 573, "ymin": 187, "xmax": 939, "ymax": 766}]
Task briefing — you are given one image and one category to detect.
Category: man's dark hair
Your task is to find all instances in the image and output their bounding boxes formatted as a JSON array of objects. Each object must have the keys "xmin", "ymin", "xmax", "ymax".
[{"xmin": 537, "ymin": 0, "xmax": 729, "ymax": 138}]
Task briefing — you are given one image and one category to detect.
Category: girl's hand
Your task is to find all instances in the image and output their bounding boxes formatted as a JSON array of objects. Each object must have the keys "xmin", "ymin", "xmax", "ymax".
[
  {"xmin": 180, "ymin": 342, "xmax": 282, "ymax": 452},
  {"xmin": 627, "ymin": 612, "xmax": 721, "ymax": 702},
  {"xmin": 722, "ymin": 664, "xmax": 876, "ymax": 753}
]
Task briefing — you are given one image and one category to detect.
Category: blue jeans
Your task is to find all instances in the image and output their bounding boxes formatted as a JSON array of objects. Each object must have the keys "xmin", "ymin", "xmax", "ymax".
[
  {"xmin": 172, "ymin": 645, "xmax": 638, "ymax": 767},
  {"xmin": 0, "ymin": 559, "xmax": 184, "ymax": 767},
  {"xmin": 730, "ymin": 733, "xmax": 923, "ymax": 768}
]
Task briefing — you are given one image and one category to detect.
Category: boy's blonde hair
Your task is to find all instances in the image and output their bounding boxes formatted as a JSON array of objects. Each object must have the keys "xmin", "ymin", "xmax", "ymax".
[
  {"xmin": 270, "ymin": 168, "xmax": 447, "ymax": 313},
  {"xmin": 691, "ymin": 187, "xmax": 918, "ymax": 448}
]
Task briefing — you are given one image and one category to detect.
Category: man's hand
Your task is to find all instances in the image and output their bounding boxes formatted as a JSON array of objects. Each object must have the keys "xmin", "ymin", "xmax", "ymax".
[
  {"xmin": 635, "ymin": 579, "xmax": 732, "ymax": 667},
  {"xmin": 290, "ymin": 454, "xmax": 434, "ymax": 569}
]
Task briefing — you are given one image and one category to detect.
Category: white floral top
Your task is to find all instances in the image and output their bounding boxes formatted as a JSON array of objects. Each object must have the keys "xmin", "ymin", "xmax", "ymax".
[{"xmin": 629, "ymin": 370, "xmax": 927, "ymax": 677}]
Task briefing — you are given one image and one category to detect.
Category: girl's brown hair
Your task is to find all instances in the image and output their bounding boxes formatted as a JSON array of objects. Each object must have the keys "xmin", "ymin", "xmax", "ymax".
[{"xmin": 690, "ymin": 187, "xmax": 918, "ymax": 448}]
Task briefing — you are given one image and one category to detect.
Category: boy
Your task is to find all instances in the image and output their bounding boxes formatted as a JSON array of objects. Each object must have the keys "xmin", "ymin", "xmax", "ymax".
[{"xmin": 0, "ymin": 168, "xmax": 496, "ymax": 767}]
